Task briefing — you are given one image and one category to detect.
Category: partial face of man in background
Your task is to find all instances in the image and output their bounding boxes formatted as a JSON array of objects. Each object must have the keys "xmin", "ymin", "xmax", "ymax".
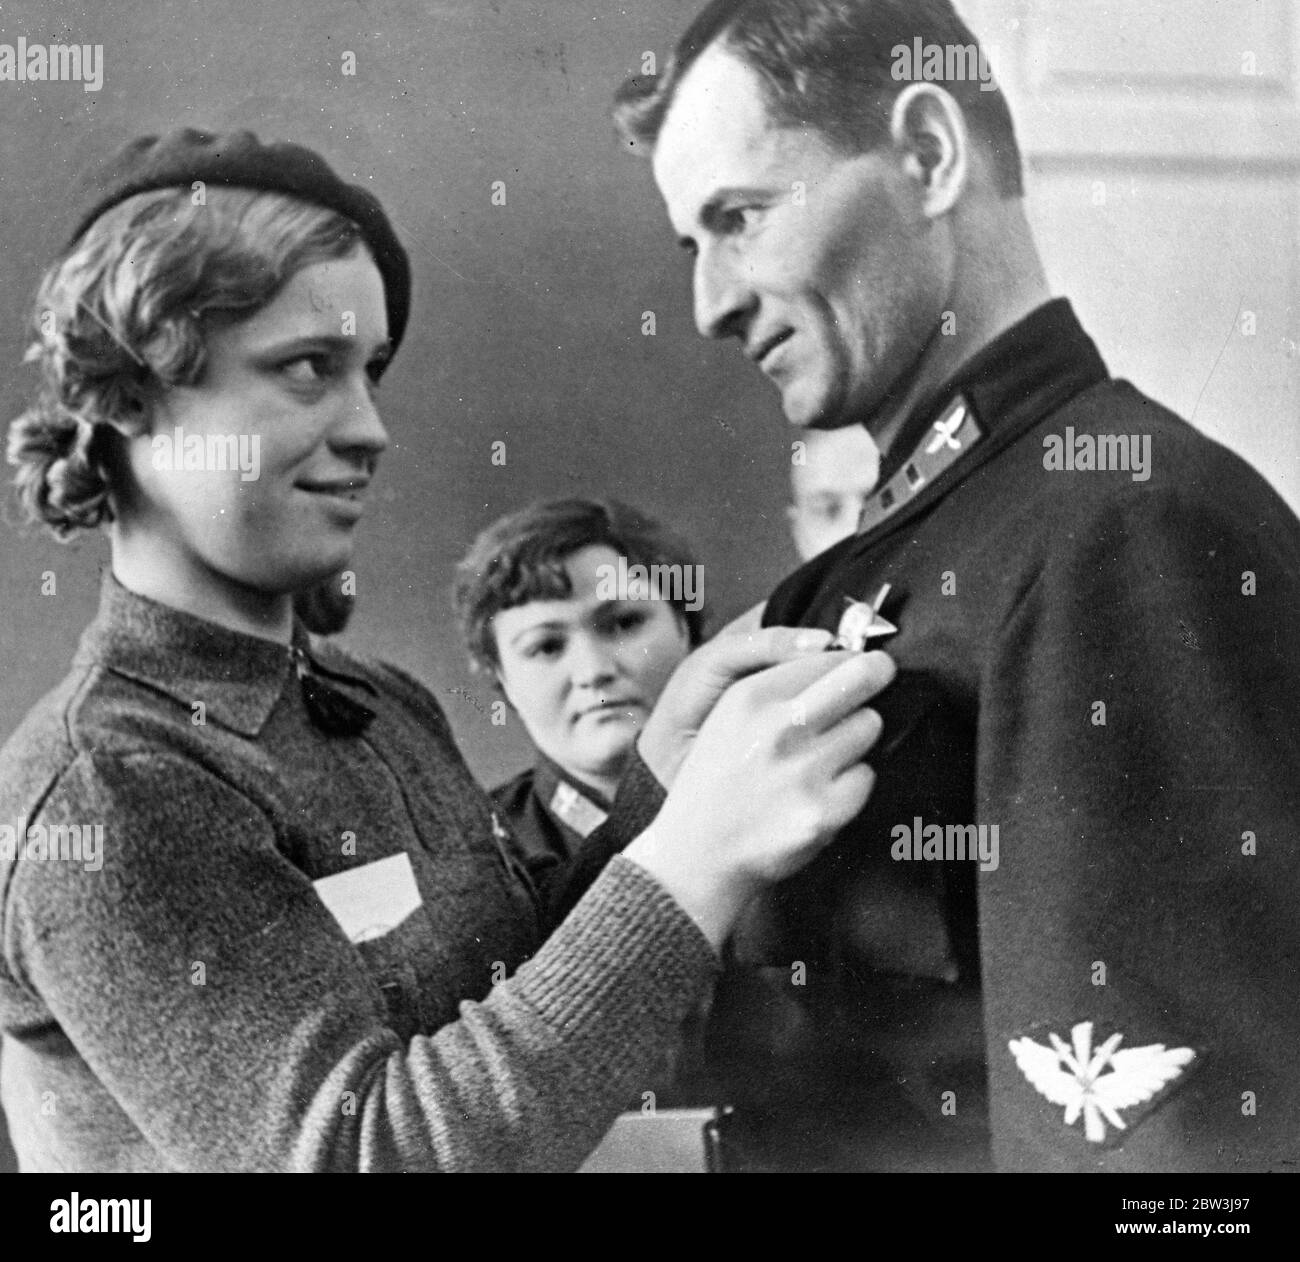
[{"xmin": 787, "ymin": 424, "xmax": 880, "ymax": 561}]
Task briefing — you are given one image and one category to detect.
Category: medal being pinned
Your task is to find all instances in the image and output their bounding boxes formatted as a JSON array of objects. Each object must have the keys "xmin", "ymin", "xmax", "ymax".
[{"xmin": 830, "ymin": 583, "xmax": 898, "ymax": 651}]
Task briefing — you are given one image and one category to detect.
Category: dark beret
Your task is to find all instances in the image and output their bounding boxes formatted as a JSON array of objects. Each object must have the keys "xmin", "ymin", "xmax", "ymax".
[{"xmin": 68, "ymin": 128, "xmax": 412, "ymax": 354}]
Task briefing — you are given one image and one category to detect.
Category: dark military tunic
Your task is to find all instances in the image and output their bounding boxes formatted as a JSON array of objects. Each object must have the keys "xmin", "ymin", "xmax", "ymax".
[
  {"xmin": 490, "ymin": 757, "xmax": 613, "ymax": 893},
  {"xmin": 718, "ymin": 299, "xmax": 1300, "ymax": 1172}
]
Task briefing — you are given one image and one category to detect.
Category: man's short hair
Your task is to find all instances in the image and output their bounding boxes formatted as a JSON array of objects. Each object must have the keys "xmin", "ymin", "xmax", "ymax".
[
  {"xmin": 453, "ymin": 497, "xmax": 706, "ymax": 680},
  {"xmin": 614, "ymin": 0, "xmax": 1024, "ymax": 199}
]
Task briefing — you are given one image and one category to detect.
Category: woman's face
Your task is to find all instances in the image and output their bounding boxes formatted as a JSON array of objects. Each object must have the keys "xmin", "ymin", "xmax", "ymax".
[
  {"xmin": 122, "ymin": 246, "xmax": 391, "ymax": 603},
  {"xmin": 493, "ymin": 544, "xmax": 693, "ymax": 791}
]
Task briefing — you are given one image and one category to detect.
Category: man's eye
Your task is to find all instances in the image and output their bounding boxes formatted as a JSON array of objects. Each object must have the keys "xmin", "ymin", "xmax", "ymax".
[
  {"xmin": 362, "ymin": 364, "xmax": 385, "ymax": 400},
  {"xmin": 722, "ymin": 205, "xmax": 762, "ymax": 232},
  {"xmin": 615, "ymin": 610, "xmax": 648, "ymax": 633}
]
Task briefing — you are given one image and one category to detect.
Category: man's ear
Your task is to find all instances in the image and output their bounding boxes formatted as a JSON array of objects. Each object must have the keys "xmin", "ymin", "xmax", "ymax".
[{"xmin": 888, "ymin": 82, "xmax": 970, "ymax": 218}]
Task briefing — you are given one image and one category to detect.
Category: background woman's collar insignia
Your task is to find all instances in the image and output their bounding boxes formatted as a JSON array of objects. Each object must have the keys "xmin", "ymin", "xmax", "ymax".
[
  {"xmin": 856, "ymin": 395, "xmax": 983, "ymax": 535},
  {"xmin": 549, "ymin": 780, "xmax": 608, "ymax": 838},
  {"xmin": 1008, "ymin": 1019, "xmax": 1197, "ymax": 1145},
  {"xmin": 831, "ymin": 583, "xmax": 898, "ymax": 651}
]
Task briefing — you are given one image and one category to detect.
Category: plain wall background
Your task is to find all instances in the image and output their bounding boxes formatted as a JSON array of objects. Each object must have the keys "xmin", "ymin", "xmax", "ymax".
[{"xmin": 0, "ymin": 0, "xmax": 1295, "ymax": 1173}]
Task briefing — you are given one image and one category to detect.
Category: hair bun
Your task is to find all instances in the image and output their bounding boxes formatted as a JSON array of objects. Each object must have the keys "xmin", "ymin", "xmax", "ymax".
[{"xmin": 7, "ymin": 406, "xmax": 111, "ymax": 537}]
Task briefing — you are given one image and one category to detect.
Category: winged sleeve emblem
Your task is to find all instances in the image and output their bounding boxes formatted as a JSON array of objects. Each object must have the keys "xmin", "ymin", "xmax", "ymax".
[{"xmin": 1008, "ymin": 1021, "xmax": 1195, "ymax": 1143}]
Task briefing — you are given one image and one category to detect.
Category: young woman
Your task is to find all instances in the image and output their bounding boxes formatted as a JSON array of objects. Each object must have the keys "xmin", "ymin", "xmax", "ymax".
[
  {"xmin": 454, "ymin": 499, "xmax": 704, "ymax": 893},
  {"xmin": 0, "ymin": 128, "xmax": 893, "ymax": 1172}
]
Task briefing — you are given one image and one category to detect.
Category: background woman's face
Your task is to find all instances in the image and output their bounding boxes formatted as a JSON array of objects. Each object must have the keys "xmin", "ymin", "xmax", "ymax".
[
  {"xmin": 122, "ymin": 247, "xmax": 392, "ymax": 601},
  {"xmin": 493, "ymin": 543, "xmax": 693, "ymax": 789}
]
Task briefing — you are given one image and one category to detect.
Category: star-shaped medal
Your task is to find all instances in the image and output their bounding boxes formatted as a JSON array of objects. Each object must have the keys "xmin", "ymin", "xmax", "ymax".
[{"xmin": 831, "ymin": 583, "xmax": 898, "ymax": 651}]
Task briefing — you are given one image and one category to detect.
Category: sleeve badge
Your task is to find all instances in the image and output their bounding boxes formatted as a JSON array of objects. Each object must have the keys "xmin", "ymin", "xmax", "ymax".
[{"xmin": 1008, "ymin": 1020, "xmax": 1197, "ymax": 1144}]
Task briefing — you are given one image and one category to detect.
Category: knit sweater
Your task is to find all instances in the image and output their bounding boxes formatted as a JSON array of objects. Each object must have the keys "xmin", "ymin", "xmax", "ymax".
[{"xmin": 0, "ymin": 575, "xmax": 716, "ymax": 1172}]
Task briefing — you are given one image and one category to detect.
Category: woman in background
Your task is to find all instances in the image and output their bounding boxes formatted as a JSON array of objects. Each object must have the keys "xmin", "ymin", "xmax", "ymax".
[
  {"xmin": 0, "ymin": 128, "xmax": 892, "ymax": 1171},
  {"xmin": 454, "ymin": 499, "xmax": 704, "ymax": 896}
]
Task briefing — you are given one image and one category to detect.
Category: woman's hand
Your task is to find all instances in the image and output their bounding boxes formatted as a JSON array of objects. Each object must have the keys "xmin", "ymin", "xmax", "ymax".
[
  {"xmin": 625, "ymin": 648, "xmax": 895, "ymax": 949},
  {"xmin": 636, "ymin": 601, "xmax": 832, "ymax": 789}
]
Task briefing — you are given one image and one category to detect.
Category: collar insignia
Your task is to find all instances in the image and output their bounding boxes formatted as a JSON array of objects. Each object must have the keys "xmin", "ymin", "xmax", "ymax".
[
  {"xmin": 549, "ymin": 780, "xmax": 609, "ymax": 838},
  {"xmin": 857, "ymin": 395, "xmax": 983, "ymax": 535},
  {"xmin": 1009, "ymin": 1020, "xmax": 1196, "ymax": 1144},
  {"xmin": 831, "ymin": 583, "xmax": 897, "ymax": 651}
]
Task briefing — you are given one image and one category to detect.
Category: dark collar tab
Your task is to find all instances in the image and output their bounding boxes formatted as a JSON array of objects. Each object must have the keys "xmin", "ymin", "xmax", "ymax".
[
  {"xmin": 290, "ymin": 644, "xmax": 377, "ymax": 737},
  {"xmin": 856, "ymin": 395, "xmax": 983, "ymax": 536}
]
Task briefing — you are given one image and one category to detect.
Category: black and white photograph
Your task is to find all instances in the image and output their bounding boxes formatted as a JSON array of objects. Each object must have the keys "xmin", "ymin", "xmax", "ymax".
[{"xmin": 0, "ymin": 0, "xmax": 1295, "ymax": 1217}]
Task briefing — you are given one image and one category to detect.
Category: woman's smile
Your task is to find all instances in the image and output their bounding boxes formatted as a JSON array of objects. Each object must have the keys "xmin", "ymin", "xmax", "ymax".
[{"xmin": 295, "ymin": 475, "xmax": 373, "ymax": 519}]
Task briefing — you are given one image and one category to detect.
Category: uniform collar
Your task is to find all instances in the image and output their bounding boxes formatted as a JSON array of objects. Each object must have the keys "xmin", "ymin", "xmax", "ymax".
[
  {"xmin": 76, "ymin": 571, "xmax": 304, "ymax": 737},
  {"xmin": 854, "ymin": 299, "xmax": 1109, "ymax": 547},
  {"xmin": 533, "ymin": 756, "xmax": 612, "ymax": 839}
]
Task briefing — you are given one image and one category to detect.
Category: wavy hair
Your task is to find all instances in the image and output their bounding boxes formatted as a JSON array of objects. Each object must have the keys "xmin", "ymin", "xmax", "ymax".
[
  {"xmin": 454, "ymin": 498, "xmax": 707, "ymax": 681},
  {"xmin": 8, "ymin": 186, "xmax": 365, "ymax": 537}
]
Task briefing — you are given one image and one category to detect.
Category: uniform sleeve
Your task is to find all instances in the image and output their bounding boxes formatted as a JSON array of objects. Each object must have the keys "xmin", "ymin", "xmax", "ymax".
[
  {"xmin": 4, "ymin": 749, "xmax": 716, "ymax": 1173},
  {"xmin": 979, "ymin": 482, "xmax": 1300, "ymax": 1171}
]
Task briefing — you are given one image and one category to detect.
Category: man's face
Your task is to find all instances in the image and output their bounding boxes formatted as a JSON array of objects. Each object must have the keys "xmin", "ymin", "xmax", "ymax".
[
  {"xmin": 788, "ymin": 425, "xmax": 881, "ymax": 561},
  {"xmin": 653, "ymin": 44, "xmax": 952, "ymax": 431}
]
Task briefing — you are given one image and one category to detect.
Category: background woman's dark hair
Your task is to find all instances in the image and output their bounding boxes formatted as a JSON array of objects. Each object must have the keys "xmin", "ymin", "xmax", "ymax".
[
  {"xmin": 7, "ymin": 186, "xmax": 366, "ymax": 539},
  {"xmin": 454, "ymin": 497, "xmax": 707, "ymax": 680}
]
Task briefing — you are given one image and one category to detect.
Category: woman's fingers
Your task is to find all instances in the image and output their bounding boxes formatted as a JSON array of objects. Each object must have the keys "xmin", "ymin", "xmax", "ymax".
[
  {"xmin": 638, "ymin": 624, "xmax": 838, "ymax": 786},
  {"xmin": 689, "ymin": 624, "xmax": 835, "ymax": 688},
  {"xmin": 817, "ymin": 707, "xmax": 885, "ymax": 777},
  {"xmin": 820, "ymin": 761, "xmax": 879, "ymax": 835},
  {"xmin": 718, "ymin": 599, "xmax": 767, "ymax": 637},
  {"xmin": 790, "ymin": 649, "xmax": 896, "ymax": 733}
]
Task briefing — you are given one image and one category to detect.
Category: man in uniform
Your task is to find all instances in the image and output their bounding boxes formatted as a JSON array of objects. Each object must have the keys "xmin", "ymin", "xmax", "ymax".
[{"xmin": 615, "ymin": 0, "xmax": 1300, "ymax": 1171}]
